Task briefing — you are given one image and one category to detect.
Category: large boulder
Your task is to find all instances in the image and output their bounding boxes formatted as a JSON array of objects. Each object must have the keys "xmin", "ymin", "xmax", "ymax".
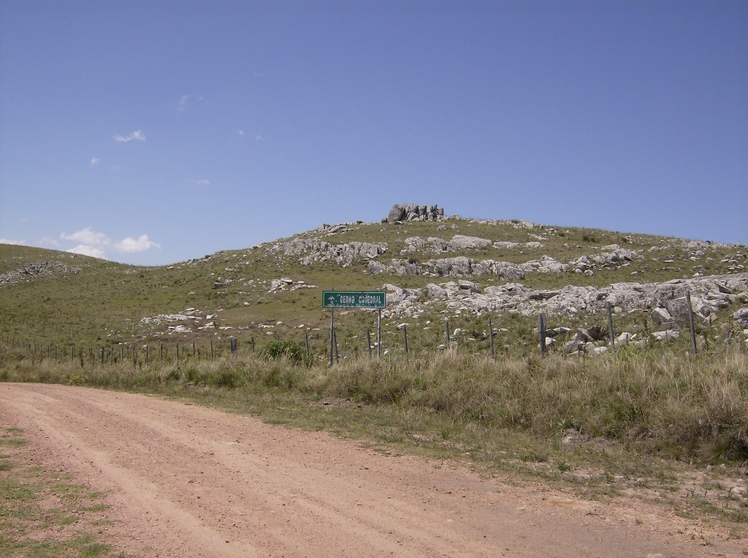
[
  {"xmin": 449, "ymin": 235, "xmax": 492, "ymax": 250},
  {"xmin": 387, "ymin": 205, "xmax": 407, "ymax": 223}
]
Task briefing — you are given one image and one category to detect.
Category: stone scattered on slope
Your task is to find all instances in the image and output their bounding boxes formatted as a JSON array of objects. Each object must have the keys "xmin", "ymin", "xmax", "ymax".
[
  {"xmin": 734, "ymin": 308, "xmax": 748, "ymax": 326},
  {"xmin": 379, "ymin": 273, "xmax": 748, "ymax": 322},
  {"xmin": 0, "ymin": 261, "xmax": 81, "ymax": 286},
  {"xmin": 268, "ymin": 238, "xmax": 387, "ymax": 266},
  {"xmin": 368, "ymin": 250, "xmax": 637, "ymax": 279}
]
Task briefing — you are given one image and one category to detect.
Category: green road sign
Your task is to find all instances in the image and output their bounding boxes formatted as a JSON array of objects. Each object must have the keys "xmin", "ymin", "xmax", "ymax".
[{"xmin": 322, "ymin": 291, "xmax": 386, "ymax": 309}]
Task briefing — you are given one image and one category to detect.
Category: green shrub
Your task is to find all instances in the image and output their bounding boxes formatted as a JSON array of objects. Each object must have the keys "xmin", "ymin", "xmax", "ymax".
[
  {"xmin": 208, "ymin": 369, "xmax": 241, "ymax": 388},
  {"xmin": 184, "ymin": 367, "xmax": 201, "ymax": 384},
  {"xmin": 260, "ymin": 341, "xmax": 303, "ymax": 364},
  {"xmin": 261, "ymin": 365, "xmax": 300, "ymax": 389}
]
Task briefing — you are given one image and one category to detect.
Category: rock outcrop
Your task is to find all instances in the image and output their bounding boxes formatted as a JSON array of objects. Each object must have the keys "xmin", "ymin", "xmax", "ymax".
[
  {"xmin": 386, "ymin": 204, "xmax": 444, "ymax": 223},
  {"xmin": 268, "ymin": 238, "xmax": 386, "ymax": 266},
  {"xmin": 379, "ymin": 272, "xmax": 748, "ymax": 321},
  {"xmin": 0, "ymin": 261, "xmax": 81, "ymax": 286}
]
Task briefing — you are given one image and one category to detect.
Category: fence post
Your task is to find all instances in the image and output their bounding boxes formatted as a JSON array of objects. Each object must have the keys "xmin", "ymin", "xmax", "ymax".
[
  {"xmin": 403, "ymin": 324, "xmax": 409, "ymax": 363},
  {"xmin": 445, "ymin": 321, "xmax": 451, "ymax": 350},
  {"xmin": 210, "ymin": 339, "xmax": 214, "ymax": 361},
  {"xmin": 367, "ymin": 329, "xmax": 372, "ymax": 359},
  {"xmin": 686, "ymin": 291, "xmax": 698, "ymax": 355},
  {"xmin": 607, "ymin": 302, "xmax": 616, "ymax": 352},
  {"xmin": 305, "ymin": 331, "xmax": 310, "ymax": 361},
  {"xmin": 488, "ymin": 316, "xmax": 495, "ymax": 359},
  {"xmin": 377, "ymin": 309, "xmax": 382, "ymax": 359},
  {"xmin": 539, "ymin": 314, "xmax": 547, "ymax": 357},
  {"xmin": 329, "ymin": 308, "xmax": 335, "ymax": 366}
]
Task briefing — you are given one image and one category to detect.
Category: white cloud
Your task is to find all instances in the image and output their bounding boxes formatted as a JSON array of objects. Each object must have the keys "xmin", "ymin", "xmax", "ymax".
[
  {"xmin": 255, "ymin": 134, "xmax": 264, "ymax": 141},
  {"xmin": 39, "ymin": 236, "xmax": 60, "ymax": 247},
  {"xmin": 114, "ymin": 235, "xmax": 160, "ymax": 253},
  {"xmin": 61, "ymin": 227, "xmax": 110, "ymax": 248},
  {"xmin": 178, "ymin": 95, "xmax": 188, "ymax": 111},
  {"xmin": 90, "ymin": 157, "xmax": 101, "ymax": 167},
  {"xmin": 191, "ymin": 179, "xmax": 211, "ymax": 186},
  {"xmin": 59, "ymin": 227, "xmax": 159, "ymax": 260},
  {"xmin": 113, "ymin": 130, "xmax": 146, "ymax": 143},
  {"xmin": 238, "ymin": 129, "xmax": 245, "ymax": 136},
  {"xmin": 0, "ymin": 238, "xmax": 26, "ymax": 245},
  {"xmin": 67, "ymin": 244, "xmax": 106, "ymax": 259}
]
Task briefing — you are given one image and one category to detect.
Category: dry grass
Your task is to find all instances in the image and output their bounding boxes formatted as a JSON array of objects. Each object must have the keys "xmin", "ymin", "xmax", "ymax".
[{"xmin": 2, "ymin": 344, "xmax": 748, "ymax": 525}]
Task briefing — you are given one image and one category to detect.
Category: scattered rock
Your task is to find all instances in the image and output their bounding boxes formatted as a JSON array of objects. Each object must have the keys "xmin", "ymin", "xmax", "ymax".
[
  {"xmin": 0, "ymin": 261, "xmax": 81, "ymax": 286},
  {"xmin": 651, "ymin": 330, "xmax": 680, "ymax": 342},
  {"xmin": 733, "ymin": 307, "xmax": 748, "ymax": 326},
  {"xmin": 269, "ymin": 238, "xmax": 386, "ymax": 266},
  {"xmin": 651, "ymin": 307, "xmax": 673, "ymax": 326},
  {"xmin": 380, "ymin": 273, "xmax": 748, "ymax": 321}
]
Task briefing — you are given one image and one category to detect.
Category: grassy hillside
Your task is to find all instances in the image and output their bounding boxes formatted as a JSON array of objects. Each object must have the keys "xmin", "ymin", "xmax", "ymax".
[
  {"xmin": 1, "ymin": 216, "xmax": 745, "ymax": 357},
  {"xmin": 2, "ymin": 215, "xmax": 748, "ymax": 526}
]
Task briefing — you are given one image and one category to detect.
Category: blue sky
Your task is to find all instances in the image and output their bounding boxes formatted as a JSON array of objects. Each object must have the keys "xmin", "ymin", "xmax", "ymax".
[{"xmin": 1, "ymin": 0, "xmax": 746, "ymax": 265}]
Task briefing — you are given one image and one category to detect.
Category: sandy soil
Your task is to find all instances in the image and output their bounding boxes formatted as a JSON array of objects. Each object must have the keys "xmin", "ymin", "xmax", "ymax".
[{"xmin": 0, "ymin": 383, "xmax": 744, "ymax": 557}]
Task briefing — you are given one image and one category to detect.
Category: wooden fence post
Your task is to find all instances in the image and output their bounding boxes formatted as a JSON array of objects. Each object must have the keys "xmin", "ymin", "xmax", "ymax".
[
  {"xmin": 539, "ymin": 314, "xmax": 547, "ymax": 357},
  {"xmin": 333, "ymin": 329, "xmax": 339, "ymax": 364},
  {"xmin": 489, "ymin": 316, "xmax": 495, "ymax": 358},
  {"xmin": 377, "ymin": 309, "xmax": 382, "ymax": 359},
  {"xmin": 403, "ymin": 324, "xmax": 409, "ymax": 363},
  {"xmin": 687, "ymin": 291, "xmax": 698, "ymax": 355},
  {"xmin": 607, "ymin": 302, "xmax": 616, "ymax": 352}
]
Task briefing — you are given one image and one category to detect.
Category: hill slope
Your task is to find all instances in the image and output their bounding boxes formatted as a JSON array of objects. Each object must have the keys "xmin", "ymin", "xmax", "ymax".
[{"xmin": 1, "ymin": 214, "xmax": 746, "ymax": 358}]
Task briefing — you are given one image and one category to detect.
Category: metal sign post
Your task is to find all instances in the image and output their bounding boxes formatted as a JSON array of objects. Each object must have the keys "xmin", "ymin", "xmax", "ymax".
[
  {"xmin": 323, "ymin": 291, "xmax": 386, "ymax": 364},
  {"xmin": 322, "ymin": 291, "xmax": 386, "ymax": 309},
  {"xmin": 329, "ymin": 307, "xmax": 335, "ymax": 366}
]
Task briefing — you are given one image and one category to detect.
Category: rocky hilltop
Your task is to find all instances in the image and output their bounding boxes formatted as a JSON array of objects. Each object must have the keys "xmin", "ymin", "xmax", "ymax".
[
  {"xmin": 1, "ymin": 206, "xmax": 746, "ymax": 352},
  {"xmin": 250, "ymin": 206, "xmax": 748, "ymax": 351}
]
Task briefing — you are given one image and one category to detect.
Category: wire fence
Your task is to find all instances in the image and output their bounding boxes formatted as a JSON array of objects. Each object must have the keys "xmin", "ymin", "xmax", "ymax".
[{"xmin": 2, "ymin": 291, "xmax": 715, "ymax": 368}]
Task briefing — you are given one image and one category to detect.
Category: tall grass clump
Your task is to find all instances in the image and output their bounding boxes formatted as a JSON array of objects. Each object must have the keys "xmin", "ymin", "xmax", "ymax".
[{"xmin": 2, "ymin": 341, "xmax": 746, "ymax": 463}]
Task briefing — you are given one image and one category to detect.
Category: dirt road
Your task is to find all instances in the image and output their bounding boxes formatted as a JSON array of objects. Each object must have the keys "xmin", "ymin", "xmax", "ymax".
[{"xmin": 0, "ymin": 384, "xmax": 743, "ymax": 557}]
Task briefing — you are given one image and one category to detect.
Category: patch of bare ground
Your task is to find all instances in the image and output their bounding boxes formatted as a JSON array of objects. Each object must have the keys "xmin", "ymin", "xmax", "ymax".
[{"xmin": 1, "ymin": 383, "xmax": 745, "ymax": 557}]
